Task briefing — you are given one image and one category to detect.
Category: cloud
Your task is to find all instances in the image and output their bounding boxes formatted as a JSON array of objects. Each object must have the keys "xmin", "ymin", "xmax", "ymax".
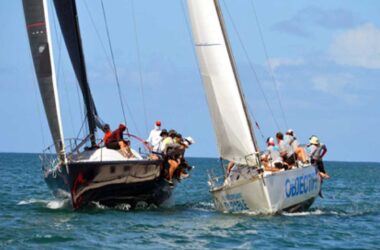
[
  {"xmin": 273, "ymin": 6, "xmax": 359, "ymax": 37},
  {"xmin": 329, "ymin": 23, "xmax": 380, "ymax": 69},
  {"xmin": 268, "ymin": 58, "xmax": 304, "ymax": 71},
  {"xmin": 311, "ymin": 73, "xmax": 358, "ymax": 103}
]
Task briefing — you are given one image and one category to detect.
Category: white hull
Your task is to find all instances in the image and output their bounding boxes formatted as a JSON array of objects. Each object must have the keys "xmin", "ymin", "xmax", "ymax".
[{"xmin": 210, "ymin": 165, "xmax": 321, "ymax": 214}]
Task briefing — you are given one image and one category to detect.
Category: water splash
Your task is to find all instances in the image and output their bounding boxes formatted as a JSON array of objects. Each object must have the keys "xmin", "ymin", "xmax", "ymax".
[
  {"xmin": 17, "ymin": 198, "xmax": 69, "ymax": 209},
  {"xmin": 282, "ymin": 209, "xmax": 325, "ymax": 216}
]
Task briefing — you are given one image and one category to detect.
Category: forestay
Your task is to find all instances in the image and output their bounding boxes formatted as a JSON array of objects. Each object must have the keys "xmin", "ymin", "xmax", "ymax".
[
  {"xmin": 187, "ymin": 0, "xmax": 259, "ymax": 166},
  {"xmin": 22, "ymin": 0, "xmax": 66, "ymax": 160}
]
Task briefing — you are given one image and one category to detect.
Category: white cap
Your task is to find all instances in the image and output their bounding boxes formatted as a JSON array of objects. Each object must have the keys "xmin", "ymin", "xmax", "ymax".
[
  {"xmin": 185, "ymin": 137, "xmax": 195, "ymax": 144},
  {"xmin": 267, "ymin": 137, "xmax": 275, "ymax": 145}
]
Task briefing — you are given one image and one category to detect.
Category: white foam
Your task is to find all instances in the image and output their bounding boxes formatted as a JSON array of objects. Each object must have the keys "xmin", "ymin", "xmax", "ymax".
[
  {"xmin": 17, "ymin": 198, "xmax": 49, "ymax": 205},
  {"xmin": 240, "ymin": 210, "xmax": 261, "ymax": 216},
  {"xmin": 18, "ymin": 198, "xmax": 68, "ymax": 209},
  {"xmin": 46, "ymin": 200, "xmax": 67, "ymax": 209},
  {"xmin": 114, "ymin": 203, "xmax": 132, "ymax": 211},
  {"xmin": 282, "ymin": 209, "xmax": 324, "ymax": 216}
]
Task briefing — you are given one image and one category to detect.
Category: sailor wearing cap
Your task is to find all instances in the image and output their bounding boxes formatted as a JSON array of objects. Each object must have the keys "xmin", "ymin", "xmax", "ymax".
[
  {"xmin": 307, "ymin": 136, "xmax": 330, "ymax": 179},
  {"xmin": 285, "ymin": 129, "xmax": 308, "ymax": 163},
  {"xmin": 146, "ymin": 120, "xmax": 162, "ymax": 152}
]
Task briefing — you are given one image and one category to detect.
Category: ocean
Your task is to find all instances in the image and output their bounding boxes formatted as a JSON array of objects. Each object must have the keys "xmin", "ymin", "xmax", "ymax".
[{"xmin": 0, "ymin": 153, "xmax": 379, "ymax": 249}]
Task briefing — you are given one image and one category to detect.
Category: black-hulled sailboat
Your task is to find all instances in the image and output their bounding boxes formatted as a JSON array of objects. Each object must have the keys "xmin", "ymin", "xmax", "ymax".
[{"xmin": 22, "ymin": 0, "xmax": 173, "ymax": 209}]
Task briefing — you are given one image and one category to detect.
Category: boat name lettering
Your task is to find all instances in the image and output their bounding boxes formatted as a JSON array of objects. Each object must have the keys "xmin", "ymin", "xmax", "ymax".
[
  {"xmin": 224, "ymin": 193, "xmax": 248, "ymax": 212},
  {"xmin": 285, "ymin": 173, "xmax": 318, "ymax": 198}
]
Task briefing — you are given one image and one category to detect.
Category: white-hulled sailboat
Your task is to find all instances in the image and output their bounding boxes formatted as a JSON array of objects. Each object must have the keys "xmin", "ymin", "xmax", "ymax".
[
  {"xmin": 22, "ymin": 0, "xmax": 179, "ymax": 209},
  {"xmin": 187, "ymin": 0, "xmax": 321, "ymax": 214}
]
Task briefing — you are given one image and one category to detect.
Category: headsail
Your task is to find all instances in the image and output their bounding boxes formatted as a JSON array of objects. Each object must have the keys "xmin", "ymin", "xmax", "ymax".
[
  {"xmin": 22, "ymin": 0, "xmax": 66, "ymax": 161},
  {"xmin": 187, "ymin": 0, "xmax": 259, "ymax": 166},
  {"xmin": 52, "ymin": 0, "xmax": 101, "ymax": 146}
]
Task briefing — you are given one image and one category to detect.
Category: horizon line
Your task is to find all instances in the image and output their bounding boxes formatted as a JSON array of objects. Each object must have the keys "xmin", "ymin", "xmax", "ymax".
[{"xmin": 0, "ymin": 151, "xmax": 378, "ymax": 164}]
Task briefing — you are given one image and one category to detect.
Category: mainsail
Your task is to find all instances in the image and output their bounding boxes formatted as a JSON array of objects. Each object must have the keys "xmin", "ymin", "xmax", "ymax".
[
  {"xmin": 187, "ymin": 0, "xmax": 259, "ymax": 166},
  {"xmin": 52, "ymin": 0, "xmax": 101, "ymax": 146},
  {"xmin": 22, "ymin": 0, "xmax": 66, "ymax": 160}
]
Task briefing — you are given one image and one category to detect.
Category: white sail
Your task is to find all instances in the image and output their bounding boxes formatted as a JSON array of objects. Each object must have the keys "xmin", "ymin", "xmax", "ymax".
[
  {"xmin": 187, "ymin": 0, "xmax": 259, "ymax": 166},
  {"xmin": 23, "ymin": 0, "xmax": 66, "ymax": 161}
]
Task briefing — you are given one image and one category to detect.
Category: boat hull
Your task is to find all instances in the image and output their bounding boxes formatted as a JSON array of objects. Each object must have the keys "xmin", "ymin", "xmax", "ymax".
[
  {"xmin": 44, "ymin": 159, "xmax": 172, "ymax": 209},
  {"xmin": 210, "ymin": 165, "xmax": 321, "ymax": 214}
]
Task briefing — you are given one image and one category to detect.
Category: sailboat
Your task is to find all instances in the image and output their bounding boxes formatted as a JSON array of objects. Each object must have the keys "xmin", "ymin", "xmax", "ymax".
[
  {"xmin": 22, "ymin": 0, "xmax": 177, "ymax": 209},
  {"xmin": 186, "ymin": 0, "xmax": 321, "ymax": 214}
]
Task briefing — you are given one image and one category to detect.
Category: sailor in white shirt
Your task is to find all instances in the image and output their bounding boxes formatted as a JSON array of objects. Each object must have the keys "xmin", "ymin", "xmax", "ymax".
[{"xmin": 146, "ymin": 121, "xmax": 162, "ymax": 152}]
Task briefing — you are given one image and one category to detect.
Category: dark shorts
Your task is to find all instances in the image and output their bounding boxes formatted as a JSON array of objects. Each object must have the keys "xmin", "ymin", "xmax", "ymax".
[
  {"xmin": 312, "ymin": 159, "xmax": 326, "ymax": 173},
  {"xmin": 106, "ymin": 141, "xmax": 120, "ymax": 150},
  {"xmin": 274, "ymin": 162, "xmax": 288, "ymax": 170},
  {"xmin": 284, "ymin": 153, "xmax": 296, "ymax": 165}
]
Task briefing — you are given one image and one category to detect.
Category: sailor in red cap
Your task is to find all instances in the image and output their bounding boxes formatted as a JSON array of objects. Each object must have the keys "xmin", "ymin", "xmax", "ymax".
[
  {"xmin": 146, "ymin": 120, "xmax": 162, "ymax": 152},
  {"xmin": 105, "ymin": 123, "xmax": 134, "ymax": 158}
]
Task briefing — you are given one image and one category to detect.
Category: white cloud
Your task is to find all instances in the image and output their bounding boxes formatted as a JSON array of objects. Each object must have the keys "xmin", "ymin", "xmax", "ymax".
[
  {"xmin": 329, "ymin": 23, "xmax": 380, "ymax": 69},
  {"xmin": 311, "ymin": 74, "xmax": 357, "ymax": 103},
  {"xmin": 267, "ymin": 58, "xmax": 304, "ymax": 71}
]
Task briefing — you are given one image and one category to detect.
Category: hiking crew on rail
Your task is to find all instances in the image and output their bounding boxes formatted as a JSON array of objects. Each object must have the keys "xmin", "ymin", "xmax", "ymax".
[
  {"xmin": 101, "ymin": 121, "xmax": 194, "ymax": 187},
  {"xmin": 259, "ymin": 130, "xmax": 329, "ymax": 179}
]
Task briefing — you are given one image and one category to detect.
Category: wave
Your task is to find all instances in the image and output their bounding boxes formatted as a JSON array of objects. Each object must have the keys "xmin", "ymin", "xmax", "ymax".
[
  {"xmin": 281, "ymin": 209, "xmax": 325, "ymax": 217},
  {"xmin": 175, "ymin": 201, "xmax": 215, "ymax": 212},
  {"xmin": 17, "ymin": 198, "xmax": 69, "ymax": 210}
]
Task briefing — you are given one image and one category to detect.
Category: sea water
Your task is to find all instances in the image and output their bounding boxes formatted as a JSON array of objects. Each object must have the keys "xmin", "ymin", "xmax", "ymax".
[{"xmin": 0, "ymin": 153, "xmax": 379, "ymax": 249}]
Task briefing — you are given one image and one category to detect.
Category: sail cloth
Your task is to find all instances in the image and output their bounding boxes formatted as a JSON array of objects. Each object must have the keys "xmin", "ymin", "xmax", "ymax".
[
  {"xmin": 22, "ymin": 0, "xmax": 66, "ymax": 160},
  {"xmin": 187, "ymin": 0, "xmax": 259, "ymax": 166},
  {"xmin": 52, "ymin": 0, "xmax": 101, "ymax": 137}
]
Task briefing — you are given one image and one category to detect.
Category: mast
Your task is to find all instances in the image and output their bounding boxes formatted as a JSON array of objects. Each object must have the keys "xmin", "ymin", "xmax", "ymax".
[
  {"xmin": 52, "ymin": 0, "xmax": 99, "ymax": 147},
  {"xmin": 22, "ymin": 0, "xmax": 66, "ymax": 162},
  {"xmin": 187, "ymin": 0, "xmax": 260, "ymax": 166},
  {"xmin": 213, "ymin": 0, "xmax": 260, "ymax": 152}
]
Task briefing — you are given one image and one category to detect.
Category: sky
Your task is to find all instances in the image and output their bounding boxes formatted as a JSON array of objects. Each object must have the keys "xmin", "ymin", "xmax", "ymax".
[{"xmin": 0, "ymin": 0, "xmax": 379, "ymax": 162}]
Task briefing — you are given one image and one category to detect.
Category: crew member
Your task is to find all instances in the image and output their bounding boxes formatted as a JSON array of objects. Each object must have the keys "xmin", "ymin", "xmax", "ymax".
[
  {"xmin": 106, "ymin": 123, "xmax": 134, "ymax": 158},
  {"xmin": 100, "ymin": 124, "xmax": 111, "ymax": 147},
  {"xmin": 146, "ymin": 120, "xmax": 162, "ymax": 152},
  {"xmin": 276, "ymin": 132, "xmax": 296, "ymax": 168},
  {"xmin": 262, "ymin": 137, "xmax": 286, "ymax": 171},
  {"xmin": 285, "ymin": 129, "xmax": 307, "ymax": 163},
  {"xmin": 307, "ymin": 136, "xmax": 330, "ymax": 179}
]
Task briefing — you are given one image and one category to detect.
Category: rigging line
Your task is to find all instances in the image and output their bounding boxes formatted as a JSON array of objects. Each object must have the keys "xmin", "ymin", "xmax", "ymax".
[
  {"xmin": 100, "ymin": 0, "xmax": 139, "ymax": 136},
  {"xmin": 131, "ymin": 0, "xmax": 149, "ymax": 136},
  {"xmin": 221, "ymin": 0, "xmax": 282, "ymax": 131},
  {"xmin": 75, "ymin": 115, "xmax": 88, "ymax": 140},
  {"xmin": 180, "ymin": 0, "xmax": 203, "ymax": 75},
  {"xmin": 100, "ymin": 0, "xmax": 127, "ymax": 125},
  {"xmin": 50, "ymin": 0, "xmax": 76, "ymax": 137},
  {"xmin": 248, "ymin": 109, "xmax": 266, "ymax": 141},
  {"xmin": 249, "ymin": 0, "xmax": 288, "ymax": 129},
  {"xmin": 82, "ymin": 0, "xmax": 114, "ymax": 71}
]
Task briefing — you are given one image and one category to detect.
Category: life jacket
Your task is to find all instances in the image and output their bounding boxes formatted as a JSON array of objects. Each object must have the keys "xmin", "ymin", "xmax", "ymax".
[
  {"xmin": 107, "ymin": 127, "xmax": 124, "ymax": 144},
  {"xmin": 103, "ymin": 131, "xmax": 112, "ymax": 145}
]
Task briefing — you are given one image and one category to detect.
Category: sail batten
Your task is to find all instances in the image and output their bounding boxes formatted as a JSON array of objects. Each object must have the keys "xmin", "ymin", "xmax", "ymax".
[
  {"xmin": 187, "ymin": 0, "xmax": 259, "ymax": 166},
  {"xmin": 22, "ymin": 0, "xmax": 66, "ymax": 160}
]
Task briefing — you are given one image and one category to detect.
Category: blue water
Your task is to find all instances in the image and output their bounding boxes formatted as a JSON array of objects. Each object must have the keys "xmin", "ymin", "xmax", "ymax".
[{"xmin": 0, "ymin": 153, "xmax": 379, "ymax": 249}]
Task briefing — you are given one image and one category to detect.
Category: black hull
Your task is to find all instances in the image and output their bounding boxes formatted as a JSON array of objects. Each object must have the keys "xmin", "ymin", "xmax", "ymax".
[
  {"xmin": 44, "ymin": 159, "xmax": 172, "ymax": 209},
  {"xmin": 282, "ymin": 197, "xmax": 316, "ymax": 213}
]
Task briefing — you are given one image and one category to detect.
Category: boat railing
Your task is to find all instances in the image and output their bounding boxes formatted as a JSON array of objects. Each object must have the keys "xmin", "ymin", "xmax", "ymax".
[
  {"xmin": 40, "ymin": 137, "xmax": 91, "ymax": 169},
  {"xmin": 40, "ymin": 135, "xmax": 152, "ymax": 168},
  {"xmin": 207, "ymin": 168, "xmax": 225, "ymax": 189},
  {"xmin": 39, "ymin": 152, "xmax": 59, "ymax": 172}
]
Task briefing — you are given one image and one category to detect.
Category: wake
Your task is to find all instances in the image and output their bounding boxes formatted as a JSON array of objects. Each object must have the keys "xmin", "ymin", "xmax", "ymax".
[{"xmin": 17, "ymin": 198, "xmax": 69, "ymax": 209}]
